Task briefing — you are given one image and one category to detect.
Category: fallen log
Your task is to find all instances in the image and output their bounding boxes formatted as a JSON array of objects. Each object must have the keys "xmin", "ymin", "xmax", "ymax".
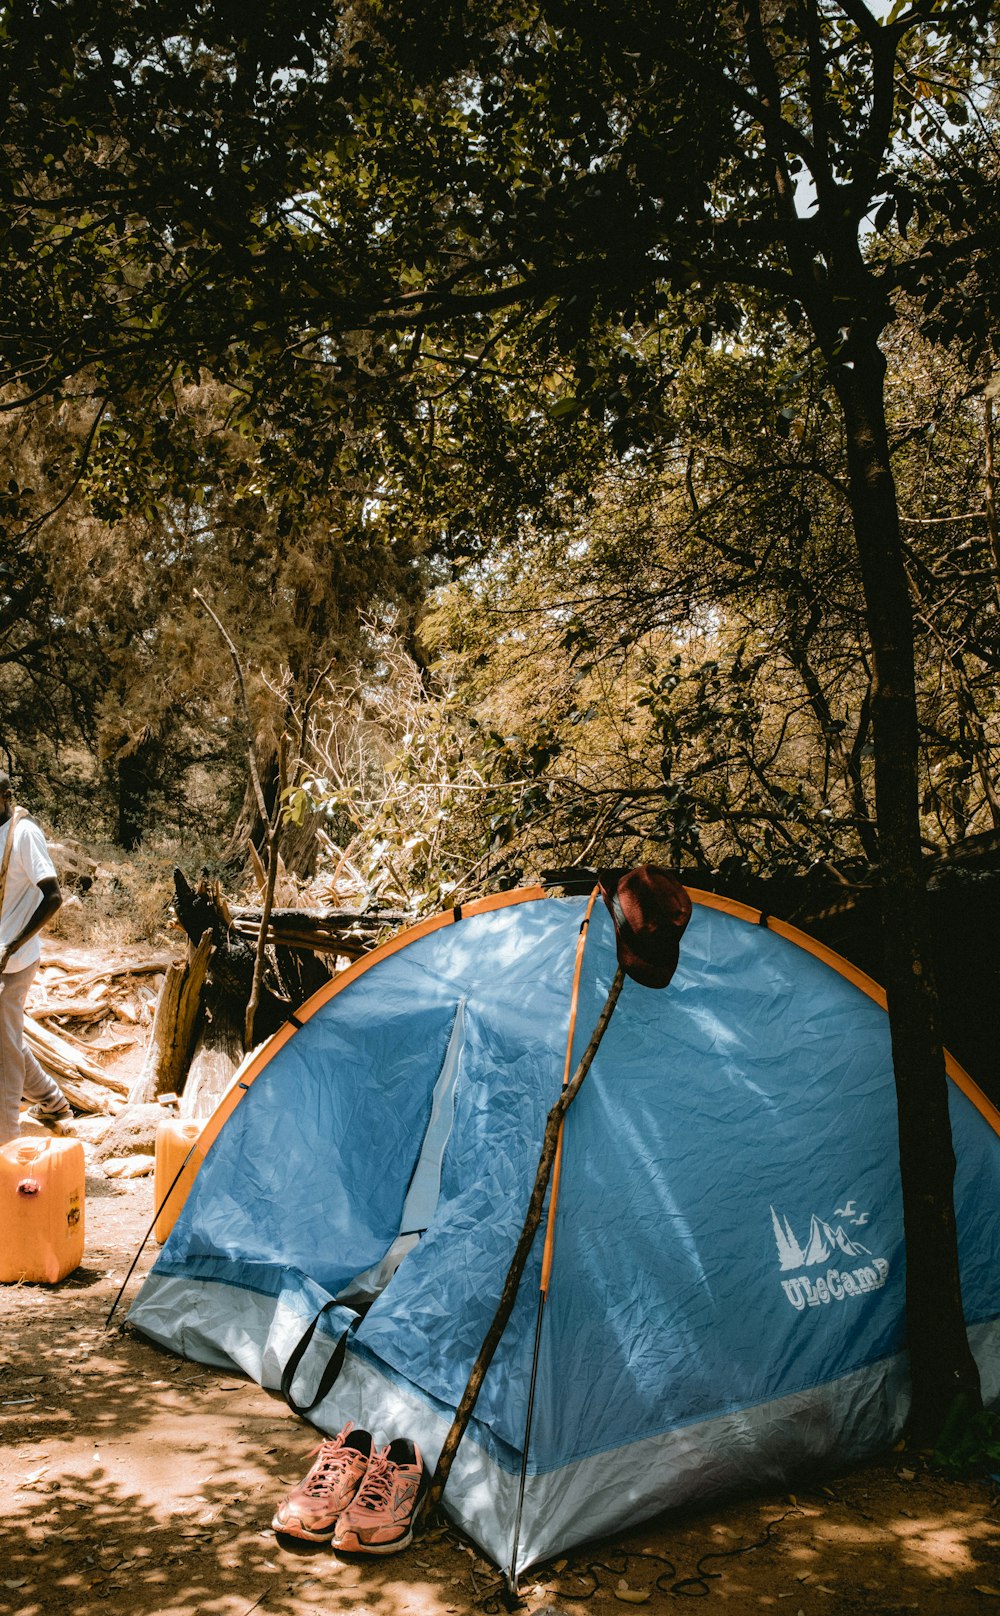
[
  {"xmin": 71, "ymin": 958, "xmax": 175, "ymax": 991},
  {"xmin": 48, "ymin": 1025, "xmax": 136, "ymax": 1056},
  {"xmin": 230, "ymin": 904, "xmax": 408, "ymax": 958},
  {"xmin": 31, "ymin": 1020, "xmax": 112, "ymax": 1054},
  {"xmin": 30, "ymin": 997, "xmax": 112, "ymax": 1024},
  {"xmin": 24, "ymin": 1021, "xmax": 126, "ymax": 1113},
  {"xmin": 49, "ymin": 1074, "xmax": 117, "ymax": 1116},
  {"xmin": 36, "ymin": 952, "xmax": 92, "ymax": 974},
  {"xmin": 24, "ymin": 1015, "xmax": 130, "ymax": 1095}
]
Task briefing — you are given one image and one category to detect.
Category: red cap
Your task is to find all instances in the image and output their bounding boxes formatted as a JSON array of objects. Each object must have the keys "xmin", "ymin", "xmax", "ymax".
[{"xmin": 597, "ymin": 865, "xmax": 691, "ymax": 989}]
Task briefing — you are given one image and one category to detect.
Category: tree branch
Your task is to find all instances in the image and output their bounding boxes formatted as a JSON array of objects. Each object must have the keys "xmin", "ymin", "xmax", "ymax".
[{"xmin": 193, "ymin": 588, "xmax": 268, "ymax": 823}]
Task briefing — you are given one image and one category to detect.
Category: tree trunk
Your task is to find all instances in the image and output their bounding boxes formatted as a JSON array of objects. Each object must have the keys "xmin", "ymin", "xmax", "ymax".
[
  {"xmin": 224, "ymin": 747, "xmax": 277, "ymax": 868},
  {"xmin": 834, "ymin": 337, "xmax": 981, "ymax": 1436},
  {"xmin": 128, "ymin": 930, "xmax": 212, "ymax": 1104},
  {"xmin": 181, "ymin": 1000, "xmax": 244, "ymax": 1119},
  {"xmin": 224, "ymin": 746, "xmax": 320, "ymax": 877},
  {"xmin": 115, "ymin": 736, "xmax": 158, "ymax": 850}
]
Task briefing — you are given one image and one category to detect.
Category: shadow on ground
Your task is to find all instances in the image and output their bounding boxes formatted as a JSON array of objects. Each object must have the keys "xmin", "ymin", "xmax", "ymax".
[{"xmin": 1, "ymin": 1180, "xmax": 998, "ymax": 1616}]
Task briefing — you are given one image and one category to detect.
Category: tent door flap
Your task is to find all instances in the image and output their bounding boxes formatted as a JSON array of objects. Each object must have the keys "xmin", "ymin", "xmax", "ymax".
[{"xmin": 336, "ymin": 998, "xmax": 467, "ymax": 1309}]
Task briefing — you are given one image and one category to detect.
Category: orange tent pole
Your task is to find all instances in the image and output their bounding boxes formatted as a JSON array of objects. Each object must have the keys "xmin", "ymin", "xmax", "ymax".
[{"xmin": 539, "ymin": 885, "xmax": 599, "ymax": 1297}]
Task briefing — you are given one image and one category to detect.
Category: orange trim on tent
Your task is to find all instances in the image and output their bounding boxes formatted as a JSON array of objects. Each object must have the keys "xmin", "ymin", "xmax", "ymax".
[
  {"xmin": 191, "ymin": 886, "xmax": 547, "ymax": 1164},
  {"xmin": 540, "ymin": 886, "xmax": 600, "ymax": 1297},
  {"xmin": 193, "ymin": 879, "xmax": 1000, "ymax": 1167}
]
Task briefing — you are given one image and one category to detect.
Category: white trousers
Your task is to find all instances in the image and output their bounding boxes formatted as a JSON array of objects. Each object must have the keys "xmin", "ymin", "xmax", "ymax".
[{"xmin": 0, "ymin": 962, "xmax": 66, "ymax": 1145}]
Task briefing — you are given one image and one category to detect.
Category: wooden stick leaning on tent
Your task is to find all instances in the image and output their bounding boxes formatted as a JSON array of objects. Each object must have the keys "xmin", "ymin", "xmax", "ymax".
[
  {"xmin": 426, "ymin": 961, "xmax": 626, "ymax": 1516},
  {"xmin": 426, "ymin": 864, "xmax": 693, "ymax": 1519}
]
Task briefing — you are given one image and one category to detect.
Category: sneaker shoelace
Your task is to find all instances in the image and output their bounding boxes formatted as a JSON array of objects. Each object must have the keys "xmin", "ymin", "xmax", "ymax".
[
  {"xmin": 352, "ymin": 1447, "xmax": 395, "ymax": 1511},
  {"xmin": 302, "ymin": 1436, "xmax": 356, "ymax": 1498}
]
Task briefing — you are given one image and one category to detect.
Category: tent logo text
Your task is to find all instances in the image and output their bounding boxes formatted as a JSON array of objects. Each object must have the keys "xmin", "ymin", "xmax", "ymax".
[{"xmin": 769, "ymin": 1203, "xmax": 889, "ymax": 1313}]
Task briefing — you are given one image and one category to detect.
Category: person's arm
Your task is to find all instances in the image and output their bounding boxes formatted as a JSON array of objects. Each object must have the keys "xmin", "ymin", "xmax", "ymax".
[{"xmin": 0, "ymin": 876, "xmax": 62, "ymax": 974}]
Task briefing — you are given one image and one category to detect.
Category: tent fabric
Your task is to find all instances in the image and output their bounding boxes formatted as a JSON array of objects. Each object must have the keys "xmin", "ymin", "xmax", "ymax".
[{"xmin": 129, "ymin": 891, "xmax": 1000, "ymax": 1577}]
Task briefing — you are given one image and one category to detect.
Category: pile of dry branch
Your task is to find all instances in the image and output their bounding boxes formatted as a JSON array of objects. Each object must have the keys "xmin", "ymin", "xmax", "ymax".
[
  {"xmin": 26, "ymin": 865, "xmax": 409, "ymax": 1123},
  {"xmin": 125, "ymin": 869, "xmax": 408, "ymax": 1118},
  {"xmin": 26, "ymin": 956, "xmax": 169, "ymax": 1115}
]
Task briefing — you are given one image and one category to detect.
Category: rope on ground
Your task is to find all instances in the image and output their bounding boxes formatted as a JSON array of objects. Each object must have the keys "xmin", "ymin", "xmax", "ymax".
[
  {"xmin": 478, "ymin": 1508, "xmax": 799, "ymax": 1610},
  {"xmin": 665, "ymin": 1507, "xmax": 797, "ymax": 1596}
]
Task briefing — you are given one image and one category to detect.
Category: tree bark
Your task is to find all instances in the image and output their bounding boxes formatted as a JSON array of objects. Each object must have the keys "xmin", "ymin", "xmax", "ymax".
[
  {"xmin": 128, "ymin": 930, "xmax": 212, "ymax": 1104},
  {"xmin": 181, "ymin": 999, "xmax": 244, "ymax": 1118},
  {"xmin": 224, "ymin": 746, "xmax": 320, "ymax": 877},
  {"xmin": 230, "ymin": 904, "xmax": 407, "ymax": 958},
  {"xmin": 833, "ymin": 335, "xmax": 981, "ymax": 1436}
]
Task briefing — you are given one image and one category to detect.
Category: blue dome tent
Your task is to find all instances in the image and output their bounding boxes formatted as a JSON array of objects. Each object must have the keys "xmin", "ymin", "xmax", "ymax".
[{"xmin": 128, "ymin": 886, "xmax": 1000, "ymax": 1580}]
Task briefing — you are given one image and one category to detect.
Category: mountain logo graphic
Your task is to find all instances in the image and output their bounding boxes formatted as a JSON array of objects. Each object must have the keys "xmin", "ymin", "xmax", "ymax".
[{"xmin": 770, "ymin": 1205, "xmax": 872, "ymax": 1271}]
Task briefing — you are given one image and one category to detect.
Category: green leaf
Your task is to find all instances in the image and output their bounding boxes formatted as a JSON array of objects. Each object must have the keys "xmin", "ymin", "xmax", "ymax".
[{"xmin": 873, "ymin": 194, "xmax": 895, "ymax": 234}]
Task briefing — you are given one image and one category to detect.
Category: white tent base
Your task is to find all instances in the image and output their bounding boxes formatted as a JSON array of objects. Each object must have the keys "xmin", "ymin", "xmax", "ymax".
[{"xmin": 130, "ymin": 1274, "xmax": 1000, "ymax": 1578}]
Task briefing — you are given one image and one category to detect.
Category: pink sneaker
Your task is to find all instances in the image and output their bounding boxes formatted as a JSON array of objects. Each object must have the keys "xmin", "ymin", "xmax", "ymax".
[
  {"xmin": 331, "ymin": 1438, "xmax": 427, "ymax": 1554},
  {"xmin": 272, "ymin": 1423, "xmax": 372, "ymax": 1541}
]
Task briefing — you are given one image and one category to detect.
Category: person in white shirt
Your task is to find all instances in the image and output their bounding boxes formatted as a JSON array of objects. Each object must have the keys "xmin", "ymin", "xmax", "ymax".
[{"xmin": 0, "ymin": 772, "xmax": 67, "ymax": 1144}]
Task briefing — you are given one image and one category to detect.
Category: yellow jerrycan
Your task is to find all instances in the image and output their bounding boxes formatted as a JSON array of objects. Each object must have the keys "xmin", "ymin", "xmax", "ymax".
[
  {"xmin": 154, "ymin": 1118, "xmax": 204, "ymax": 1244},
  {"xmin": 0, "ymin": 1135, "xmax": 85, "ymax": 1283}
]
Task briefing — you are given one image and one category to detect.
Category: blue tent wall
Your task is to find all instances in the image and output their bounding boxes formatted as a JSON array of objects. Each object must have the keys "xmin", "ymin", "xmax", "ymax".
[{"xmin": 129, "ymin": 891, "xmax": 1000, "ymax": 1574}]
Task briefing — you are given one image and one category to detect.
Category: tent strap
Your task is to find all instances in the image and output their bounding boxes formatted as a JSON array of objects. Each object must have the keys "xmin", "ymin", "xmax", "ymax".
[{"xmin": 280, "ymin": 1299, "xmax": 354, "ymax": 1419}]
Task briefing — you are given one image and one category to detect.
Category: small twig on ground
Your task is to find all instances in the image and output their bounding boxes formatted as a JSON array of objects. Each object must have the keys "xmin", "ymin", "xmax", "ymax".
[{"xmin": 238, "ymin": 1592, "xmax": 269, "ymax": 1616}]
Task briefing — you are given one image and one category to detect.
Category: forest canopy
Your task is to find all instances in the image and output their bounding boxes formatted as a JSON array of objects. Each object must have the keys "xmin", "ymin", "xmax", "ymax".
[{"xmin": 0, "ymin": 0, "xmax": 994, "ymax": 887}]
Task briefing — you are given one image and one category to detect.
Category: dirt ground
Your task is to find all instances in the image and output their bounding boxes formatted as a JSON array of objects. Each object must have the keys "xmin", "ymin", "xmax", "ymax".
[
  {"xmin": 2, "ymin": 1167, "xmax": 1000, "ymax": 1616},
  {"xmin": 3, "ymin": 942, "xmax": 1000, "ymax": 1616}
]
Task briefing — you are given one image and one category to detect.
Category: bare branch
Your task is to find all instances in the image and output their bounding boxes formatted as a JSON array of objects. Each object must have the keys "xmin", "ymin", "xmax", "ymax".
[{"xmin": 193, "ymin": 587, "xmax": 268, "ymax": 823}]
